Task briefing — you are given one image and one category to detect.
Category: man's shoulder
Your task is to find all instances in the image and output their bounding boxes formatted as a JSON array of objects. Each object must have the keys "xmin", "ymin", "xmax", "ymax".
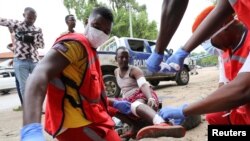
[{"xmin": 31, "ymin": 25, "xmax": 42, "ymax": 32}]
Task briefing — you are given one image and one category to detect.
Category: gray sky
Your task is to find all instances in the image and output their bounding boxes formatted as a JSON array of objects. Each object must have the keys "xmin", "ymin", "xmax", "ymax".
[{"xmin": 0, "ymin": 0, "xmax": 212, "ymax": 54}]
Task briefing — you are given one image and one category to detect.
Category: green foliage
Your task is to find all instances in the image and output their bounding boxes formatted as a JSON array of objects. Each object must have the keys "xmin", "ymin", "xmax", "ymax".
[
  {"xmin": 200, "ymin": 55, "xmax": 218, "ymax": 66},
  {"xmin": 191, "ymin": 52, "xmax": 218, "ymax": 66},
  {"xmin": 63, "ymin": 0, "xmax": 157, "ymax": 40}
]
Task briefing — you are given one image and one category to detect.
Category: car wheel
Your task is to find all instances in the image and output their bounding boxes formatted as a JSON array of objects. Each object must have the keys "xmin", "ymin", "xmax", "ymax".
[
  {"xmin": 176, "ymin": 68, "xmax": 189, "ymax": 85},
  {"xmin": 149, "ymin": 80, "xmax": 160, "ymax": 87},
  {"xmin": 181, "ymin": 115, "xmax": 201, "ymax": 130},
  {"xmin": 103, "ymin": 75, "xmax": 121, "ymax": 98}
]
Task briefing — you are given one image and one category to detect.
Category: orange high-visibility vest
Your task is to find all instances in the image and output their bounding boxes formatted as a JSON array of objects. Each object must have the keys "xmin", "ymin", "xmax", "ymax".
[
  {"xmin": 44, "ymin": 33, "xmax": 113, "ymax": 137},
  {"xmin": 222, "ymin": 30, "xmax": 250, "ymax": 124},
  {"xmin": 222, "ymin": 31, "xmax": 249, "ymax": 81},
  {"xmin": 230, "ymin": 0, "xmax": 250, "ymax": 29}
]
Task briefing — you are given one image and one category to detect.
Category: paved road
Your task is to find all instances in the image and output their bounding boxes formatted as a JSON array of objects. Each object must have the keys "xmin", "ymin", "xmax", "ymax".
[{"xmin": 0, "ymin": 90, "xmax": 21, "ymax": 111}]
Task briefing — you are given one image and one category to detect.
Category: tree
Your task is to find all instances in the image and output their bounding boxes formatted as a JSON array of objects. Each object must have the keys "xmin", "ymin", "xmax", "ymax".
[
  {"xmin": 191, "ymin": 51, "xmax": 218, "ymax": 67},
  {"xmin": 63, "ymin": 0, "xmax": 158, "ymax": 40}
]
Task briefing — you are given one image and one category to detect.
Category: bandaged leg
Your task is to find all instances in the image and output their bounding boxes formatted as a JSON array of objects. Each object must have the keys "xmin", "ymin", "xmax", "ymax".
[
  {"xmin": 131, "ymin": 101, "xmax": 165, "ymax": 124},
  {"xmin": 131, "ymin": 101, "xmax": 143, "ymax": 117}
]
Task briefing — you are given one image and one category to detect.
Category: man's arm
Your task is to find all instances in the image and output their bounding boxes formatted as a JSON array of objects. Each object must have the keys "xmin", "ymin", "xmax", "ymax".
[
  {"xmin": 184, "ymin": 52, "xmax": 250, "ymax": 115},
  {"xmin": 23, "ymin": 49, "xmax": 70, "ymax": 125},
  {"xmin": 131, "ymin": 67, "xmax": 158, "ymax": 108},
  {"xmin": 131, "ymin": 67, "xmax": 152, "ymax": 99},
  {"xmin": 146, "ymin": 0, "xmax": 189, "ymax": 72},
  {"xmin": 183, "ymin": 0, "xmax": 234, "ymax": 52},
  {"xmin": 35, "ymin": 28, "xmax": 45, "ymax": 49},
  {"xmin": 0, "ymin": 18, "xmax": 18, "ymax": 28},
  {"xmin": 155, "ymin": 0, "xmax": 189, "ymax": 54},
  {"xmin": 183, "ymin": 72, "xmax": 250, "ymax": 116}
]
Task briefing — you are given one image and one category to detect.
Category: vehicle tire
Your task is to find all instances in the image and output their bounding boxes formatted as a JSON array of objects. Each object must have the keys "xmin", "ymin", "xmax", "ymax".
[
  {"xmin": 1, "ymin": 90, "xmax": 10, "ymax": 95},
  {"xmin": 176, "ymin": 68, "xmax": 189, "ymax": 85},
  {"xmin": 149, "ymin": 80, "xmax": 160, "ymax": 87},
  {"xmin": 103, "ymin": 75, "xmax": 121, "ymax": 98},
  {"xmin": 181, "ymin": 115, "xmax": 202, "ymax": 130}
]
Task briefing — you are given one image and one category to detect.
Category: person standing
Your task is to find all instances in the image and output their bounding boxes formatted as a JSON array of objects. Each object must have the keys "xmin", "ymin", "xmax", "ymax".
[
  {"xmin": 0, "ymin": 7, "xmax": 44, "ymax": 100},
  {"xmin": 61, "ymin": 14, "xmax": 76, "ymax": 35},
  {"xmin": 6, "ymin": 27, "xmax": 23, "ymax": 109}
]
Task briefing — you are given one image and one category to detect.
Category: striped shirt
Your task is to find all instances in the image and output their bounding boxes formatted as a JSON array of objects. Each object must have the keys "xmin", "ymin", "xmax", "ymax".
[{"xmin": 0, "ymin": 18, "xmax": 44, "ymax": 62}]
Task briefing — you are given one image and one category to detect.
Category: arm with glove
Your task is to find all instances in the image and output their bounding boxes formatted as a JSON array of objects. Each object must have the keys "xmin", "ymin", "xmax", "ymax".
[{"xmin": 108, "ymin": 98, "xmax": 132, "ymax": 115}]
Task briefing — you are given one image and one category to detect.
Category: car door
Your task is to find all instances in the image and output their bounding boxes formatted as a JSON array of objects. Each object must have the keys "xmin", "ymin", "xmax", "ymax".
[{"xmin": 0, "ymin": 69, "xmax": 16, "ymax": 91}]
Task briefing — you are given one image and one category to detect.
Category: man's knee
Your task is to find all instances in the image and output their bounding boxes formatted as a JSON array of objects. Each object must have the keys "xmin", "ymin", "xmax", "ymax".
[{"xmin": 131, "ymin": 101, "xmax": 144, "ymax": 117}]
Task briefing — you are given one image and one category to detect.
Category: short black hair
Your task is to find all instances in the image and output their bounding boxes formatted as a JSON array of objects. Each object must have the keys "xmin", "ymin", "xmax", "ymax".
[
  {"xmin": 91, "ymin": 6, "xmax": 113, "ymax": 23},
  {"xmin": 24, "ymin": 7, "xmax": 36, "ymax": 13},
  {"xmin": 115, "ymin": 46, "xmax": 128, "ymax": 57},
  {"xmin": 65, "ymin": 14, "xmax": 74, "ymax": 22}
]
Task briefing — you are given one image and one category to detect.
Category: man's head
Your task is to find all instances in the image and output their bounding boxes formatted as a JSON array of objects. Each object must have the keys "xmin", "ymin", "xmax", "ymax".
[
  {"xmin": 192, "ymin": 5, "xmax": 244, "ymax": 51},
  {"xmin": 23, "ymin": 7, "xmax": 37, "ymax": 26},
  {"xmin": 115, "ymin": 47, "xmax": 130, "ymax": 69},
  {"xmin": 211, "ymin": 20, "xmax": 245, "ymax": 50},
  {"xmin": 65, "ymin": 14, "xmax": 76, "ymax": 31},
  {"xmin": 84, "ymin": 6, "xmax": 113, "ymax": 48}
]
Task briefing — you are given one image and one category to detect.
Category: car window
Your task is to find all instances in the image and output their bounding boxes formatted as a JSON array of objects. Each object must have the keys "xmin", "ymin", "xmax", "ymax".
[
  {"xmin": 0, "ymin": 72, "xmax": 10, "ymax": 78},
  {"xmin": 98, "ymin": 41, "xmax": 118, "ymax": 52},
  {"xmin": 147, "ymin": 41, "xmax": 156, "ymax": 53},
  {"xmin": 128, "ymin": 39, "xmax": 146, "ymax": 53}
]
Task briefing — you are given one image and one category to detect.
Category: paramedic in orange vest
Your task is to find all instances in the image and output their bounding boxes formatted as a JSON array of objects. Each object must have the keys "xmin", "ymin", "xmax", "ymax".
[
  {"xmin": 192, "ymin": 5, "xmax": 249, "ymax": 125},
  {"xmin": 205, "ymin": 19, "xmax": 250, "ymax": 124},
  {"xmin": 156, "ymin": 0, "xmax": 250, "ymax": 125},
  {"xmin": 21, "ymin": 7, "xmax": 132, "ymax": 141}
]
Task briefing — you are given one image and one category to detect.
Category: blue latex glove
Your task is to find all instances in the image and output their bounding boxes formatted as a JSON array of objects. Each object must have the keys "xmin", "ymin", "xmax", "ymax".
[
  {"xmin": 113, "ymin": 100, "xmax": 132, "ymax": 115},
  {"xmin": 159, "ymin": 104, "xmax": 188, "ymax": 125},
  {"xmin": 21, "ymin": 123, "xmax": 45, "ymax": 141},
  {"xmin": 166, "ymin": 48, "xmax": 189, "ymax": 72},
  {"xmin": 146, "ymin": 52, "xmax": 164, "ymax": 72}
]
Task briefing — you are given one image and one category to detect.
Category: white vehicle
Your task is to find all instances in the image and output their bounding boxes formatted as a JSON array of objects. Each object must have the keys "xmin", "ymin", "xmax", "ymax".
[{"xmin": 0, "ymin": 68, "xmax": 16, "ymax": 94}]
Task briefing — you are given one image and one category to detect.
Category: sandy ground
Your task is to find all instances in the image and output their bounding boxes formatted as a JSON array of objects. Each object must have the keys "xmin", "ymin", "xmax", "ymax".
[{"xmin": 0, "ymin": 66, "xmax": 219, "ymax": 141}]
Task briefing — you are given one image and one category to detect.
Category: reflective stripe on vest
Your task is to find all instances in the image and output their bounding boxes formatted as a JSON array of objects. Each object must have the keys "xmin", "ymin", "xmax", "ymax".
[
  {"xmin": 223, "ymin": 55, "xmax": 246, "ymax": 64},
  {"xmin": 83, "ymin": 127, "xmax": 106, "ymax": 141}
]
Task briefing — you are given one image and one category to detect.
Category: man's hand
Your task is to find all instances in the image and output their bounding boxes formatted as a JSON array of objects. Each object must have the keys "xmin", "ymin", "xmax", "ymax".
[
  {"xmin": 146, "ymin": 52, "xmax": 164, "ymax": 72},
  {"xmin": 166, "ymin": 48, "xmax": 189, "ymax": 72},
  {"xmin": 159, "ymin": 104, "xmax": 188, "ymax": 125},
  {"xmin": 21, "ymin": 123, "xmax": 45, "ymax": 141},
  {"xmin": 113, "ymin": 100, "xmax": 132, "ymax": 115},
  {"xmin": 147, "ymin": 98, "xmax": 157, "ymax": 109}
]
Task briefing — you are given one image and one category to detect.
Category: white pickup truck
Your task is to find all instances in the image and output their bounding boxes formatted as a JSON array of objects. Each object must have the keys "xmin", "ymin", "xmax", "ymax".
[{"xmin": 98, "ymin": 36, "xmax": 195, "ymax": 97}]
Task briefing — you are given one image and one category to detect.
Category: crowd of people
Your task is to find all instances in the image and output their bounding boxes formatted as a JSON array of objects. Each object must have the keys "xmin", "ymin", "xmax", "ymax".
[{"xmin": 0, "ymin": 0, "xmax": 249, "ymax": 140}]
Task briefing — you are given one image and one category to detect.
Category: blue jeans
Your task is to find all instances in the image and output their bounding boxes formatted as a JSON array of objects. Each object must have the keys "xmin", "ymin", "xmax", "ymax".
[
  {"xmin": 15, "ymin": 76, "xmax": 23, "ymax": 105},
  {"xmin": 14, "ymin": 58, "xmax": 37, "ymax": 98}
]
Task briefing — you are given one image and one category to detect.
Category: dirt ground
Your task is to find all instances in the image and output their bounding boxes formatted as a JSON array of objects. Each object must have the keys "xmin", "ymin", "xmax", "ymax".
[{"xmin": 0, "ymin": 66, "xmax": 219, "ymax": 141}]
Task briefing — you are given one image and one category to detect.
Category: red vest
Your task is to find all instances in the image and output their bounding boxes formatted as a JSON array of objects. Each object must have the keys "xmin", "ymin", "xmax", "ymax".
[
  {"xmin": 44, "ymin": 33, "xmax": 113, "ymax": 137},
  {"xmin": 222, "ymin": 31, "xmax": 250, "ymax": 81},
  {"xmin": 222, "ymin": 30, "xmax": 250, "ymax": 124},
  {"xmin": 231, "ymin": 0, "xmax": 250, "ymax": 29}
]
